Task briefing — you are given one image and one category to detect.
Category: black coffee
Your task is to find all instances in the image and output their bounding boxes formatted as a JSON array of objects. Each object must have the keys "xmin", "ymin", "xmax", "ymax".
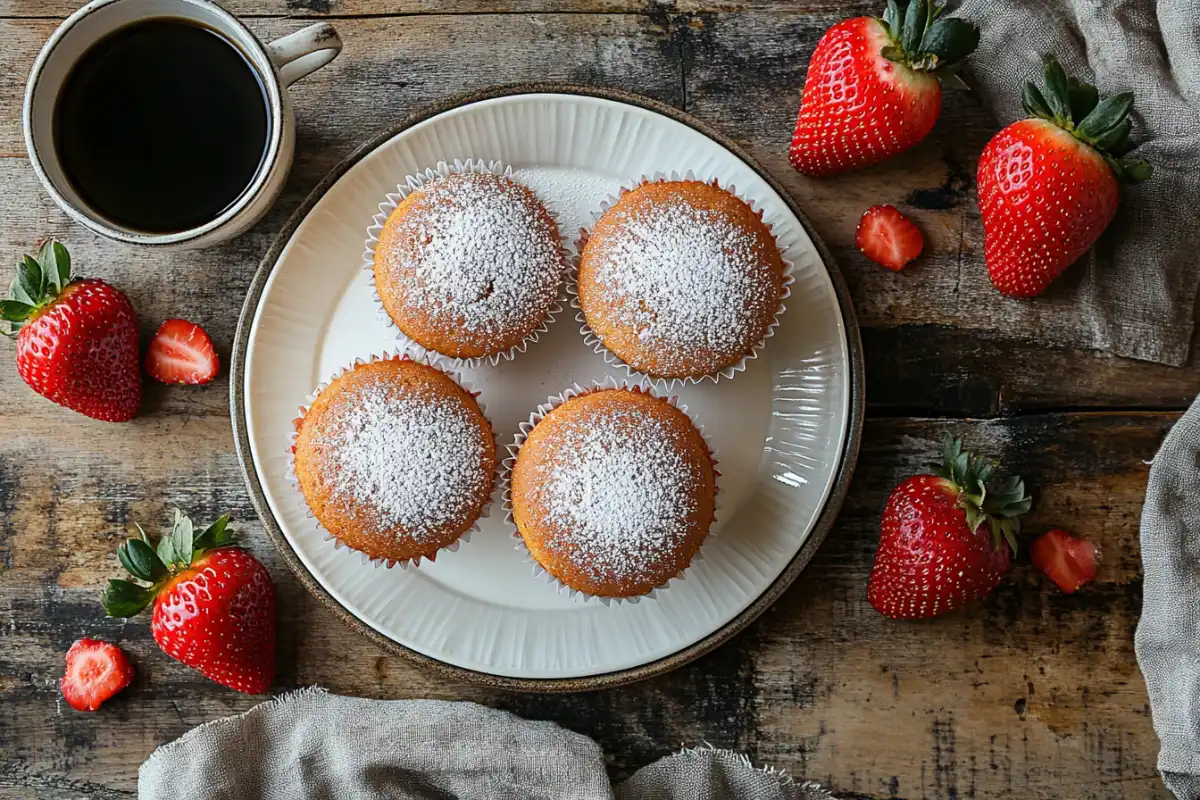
[{"xmin": 54, "ymin": 18, "xmax": 270, "ymax": 234}]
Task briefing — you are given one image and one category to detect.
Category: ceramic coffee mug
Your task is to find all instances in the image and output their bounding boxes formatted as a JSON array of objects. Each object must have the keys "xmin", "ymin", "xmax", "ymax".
[{"xmin": 23, "ymin": 0, "xmax": 342, "ymax": 249}]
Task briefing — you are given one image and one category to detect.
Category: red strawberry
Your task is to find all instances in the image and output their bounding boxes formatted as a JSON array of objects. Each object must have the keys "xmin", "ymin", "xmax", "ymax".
[
  {"xmin": 856, "ymin": 204, "xmax": 924, "ymax": 270},
  {"xmin": 1, "ymin": 240, "xmax": 140, "ymax": 421},
  {"xmin": 790, "ymin": 0, "xmax": 979, "ymax": 178},
  {"xmin": 145, "ymin": 319, "xmax": 219, "ymax": 385},
  {"xmin": 102, "ymin": 510, "xmax": 276, "ymax": 694},
  {"xmin": 1031, "ymin": 528, "xmax": 1099, "ymax": 593},
  {"xmin": 868, "ymin": 437, "xmax": 1031, "ymax": 619},
  {"xmin": 978, "ymin": 58, "xmax": 1152, "ymax": 297},
  {"xmin": 60, "ymin": 638, "xmax": 134, "ymax": 712}
]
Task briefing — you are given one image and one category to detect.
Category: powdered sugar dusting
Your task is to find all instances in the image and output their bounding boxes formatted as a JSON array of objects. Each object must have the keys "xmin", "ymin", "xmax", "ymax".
[
  {"xmin": 376, "ymin": 171, "xmax": 564, "ymax": 346},
  {"xmin": 585, "ymin": 188, "xmax": 779, "ymax": 373},
  {"xmin": 526, "ymin": 402, "xmax": 708, "ymax": 587},
  {"xmin": 313, "ymin": 377, "xmax": 490, "ymax": 541}
]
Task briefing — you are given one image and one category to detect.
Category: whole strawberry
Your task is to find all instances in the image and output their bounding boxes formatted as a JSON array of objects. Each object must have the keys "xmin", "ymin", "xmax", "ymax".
[
  {"xmin": 102, "ymin": 510, "xmax": 276, "ymax": 694},
  {"xmin": 0, "ymin": 240, "xmax": 140, "ymax": 421},
  {"xmin": 868, "ymin": 437, "xmax": 1031, "ymax": 620},
  {"xmin": 978, "ymin": 57, "xmax": 1152, "ymax": 297},
  {"xmin": 790, "ymin": 0, "xmax": 979, "ymax": 178}
]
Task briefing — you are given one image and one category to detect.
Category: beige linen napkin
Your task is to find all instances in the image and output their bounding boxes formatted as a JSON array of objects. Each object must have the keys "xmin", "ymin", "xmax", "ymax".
[
  {"xmin": 1136, "ymin": 397, "xmax": 1200, "ymax": 800},
  {"xmin": 139, "ymin": 689, "xmax": 832, "ymax": 800},
  {"xmin": 955, "ymin": 0, "xmax": 1200, "ymax": 365}
]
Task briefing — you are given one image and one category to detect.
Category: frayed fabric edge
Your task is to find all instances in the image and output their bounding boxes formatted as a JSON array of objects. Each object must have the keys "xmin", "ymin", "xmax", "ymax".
[
  {"xmin": 675, "ymin": 743, "xmax": 835, "ymax": 798},
  {"xmin": 139, "ymin": 686, "xmax": 330, "ymax": 774}
]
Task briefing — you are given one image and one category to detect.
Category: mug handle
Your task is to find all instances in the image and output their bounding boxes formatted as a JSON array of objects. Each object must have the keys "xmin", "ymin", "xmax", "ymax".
[{"xmin": 266, "ymin": 23, "xmax": 343, "ymax": 88}]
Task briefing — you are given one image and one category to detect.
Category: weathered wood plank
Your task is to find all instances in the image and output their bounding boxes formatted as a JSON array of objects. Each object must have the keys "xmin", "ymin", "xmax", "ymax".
[
  {"xmin": 0, "ymin": 1, "xmax": 872, "ymax": 21},
  {"xmin": 863, "ymin": 325, "xmax": 1200, "ymax": 417},
  {"xmin": 0, "ymin": 413, "xmax": 1168, "ymax": 798},
  {"xmin": 0, "ymin": 14, "xmax": 683, "ymax": 155}
]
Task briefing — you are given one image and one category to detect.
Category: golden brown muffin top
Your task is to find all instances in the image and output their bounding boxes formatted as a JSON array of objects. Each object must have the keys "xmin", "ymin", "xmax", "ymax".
[
  {"xmin": 294, "ymin": 359, "xmax": 495, "ymax": 556},
  {"xmin": 510, "ymin": 388, "xmax": 715, "ymax": 597},
  {"xmin": 373, "ymin": 171, "xmax": 564, "ymax": 359},
  {"xmin": 577, "ymin": 180, "xmax": 786, "ymax": 379}
]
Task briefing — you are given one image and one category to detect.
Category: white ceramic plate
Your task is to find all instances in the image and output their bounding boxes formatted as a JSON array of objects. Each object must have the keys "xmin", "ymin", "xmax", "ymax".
[{"xmin": 236, "ymin": 91, "xmax": 857, "ymax": 682}]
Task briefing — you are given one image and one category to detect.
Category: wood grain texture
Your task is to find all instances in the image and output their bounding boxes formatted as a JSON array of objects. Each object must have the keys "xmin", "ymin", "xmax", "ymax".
[
  {"xmin": 0, "ymin": 0, "xmax": 872, "ymax": 21},
  {"xmin": 0, "ymin": 415, "xmax": 1169, "ymax": 798},
  {"xmin": 0, "ymin": 4, "xmax": 1185, "ymax": 799}
]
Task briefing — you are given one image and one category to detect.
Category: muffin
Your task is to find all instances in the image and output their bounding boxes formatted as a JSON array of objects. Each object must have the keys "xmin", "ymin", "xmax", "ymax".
[
  {"xmin": 509, "ymin": 387, "xmax": 716, "ymax": 598},
  {"xmin": 372, "ymin": 170, "xmax": 565, "ymax": 360},
  {"xmin": 292, "ymin": 358, "xmax": 496, "ymax": 564},
  {"xmin": 577, "ymin": 179, "xmax": 787, "ymax": 380}
]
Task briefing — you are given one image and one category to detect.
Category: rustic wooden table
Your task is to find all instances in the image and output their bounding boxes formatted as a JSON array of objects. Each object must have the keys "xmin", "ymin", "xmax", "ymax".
[{"xmin": 0, "ymin": 2, "xmax": 1187, "ymax": 798}]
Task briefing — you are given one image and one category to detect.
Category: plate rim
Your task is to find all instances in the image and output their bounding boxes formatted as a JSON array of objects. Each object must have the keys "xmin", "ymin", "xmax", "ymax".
[{"xmin": 230, "ymin": 83, "xmax": 865, "ymax": 693}]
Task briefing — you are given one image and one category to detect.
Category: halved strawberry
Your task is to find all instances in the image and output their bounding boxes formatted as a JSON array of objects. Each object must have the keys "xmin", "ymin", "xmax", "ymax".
[
  {"xmin": 1031, "ymin": 528, "xmax": 1099, "ymax": 593},
  {"xmin": 856, "ymin": 205, "xmax": 924, "ymax": 271},
  {"xmin": 145, "ymin": 319, "xmax": 219, "ymax": 385},
  {"xmin": 60, "ymin": 638, "xmax": 134, "ymax": 712}
]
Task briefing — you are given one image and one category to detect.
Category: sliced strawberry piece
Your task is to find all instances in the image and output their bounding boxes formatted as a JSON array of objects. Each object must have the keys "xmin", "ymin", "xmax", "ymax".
[
  {"xmin": 146, "ymin": 319, "xmax": 219, "ymax": 385},
  {"xmin": 1031, "ymin": 528, "xmax": 1099, "ymax": 594},
  {"xmin": 856, "ymin": 205, "xmax": 924, "ymax": 271},
  {"xmin": 60, "ymin": 638, "xmax": 134, "ymax": 712}
]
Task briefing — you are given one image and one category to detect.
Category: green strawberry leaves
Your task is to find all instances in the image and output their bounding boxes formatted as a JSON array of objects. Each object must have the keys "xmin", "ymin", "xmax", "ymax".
[
  {"xmin": 40, "ymin": 240, "xmax": 70, "ymax": 294},
  {"xmin": 3, "ymin": 239, "xmax": 75, "ymax": 332},
  {"xmin": 102, "ymin": 579, "xmax": 155, "ymax": 618},
  {"xmin": 883, "ymin": 0, "xmax": 902, "ymax": 35},
  {"xmin": 1041, "ymin": 58, "xmax": 1073, "ymax": 121},
  {"xmin": 102, "ymin": 509, "xmax": 239, "ymax": 619},
  {"xmin": 1077, "ymin": 92, "xmax": 1135, "ymax": 139},
  {"xmin": 900, "ymin": 0, "xmax": 927, "ymax": 54},
  {"xmin": 16, "ymin": 257, "xmax": 41, "ymax": 304},
  {"xmin": 934, "ymin": 435, "xmax": 1030, "ymax": 554},
  {"xmin": 118, "ymin": 538, "xmax": 168, "ymax": 583},
  {"xmin": 1067, "ymin": 77, "xmax": 1099, "ymax": 123},
  {"xmin": 194, "ymin": 514, "xmax": 235, "ymax": 551},
  {"xmin": 919, "ymin": 18, "xmax": 979, "ymax": 70},
  {"xmin": 0, "ymin": 300, "xmax": 35, "ymax": 324},
  {"xmin": 1020, "ymin": 56, "xmax": 1153, "ymax": 185},
  {"xmin": 878, "ymin": 0, "xmax": 979, "ymax": 79}
]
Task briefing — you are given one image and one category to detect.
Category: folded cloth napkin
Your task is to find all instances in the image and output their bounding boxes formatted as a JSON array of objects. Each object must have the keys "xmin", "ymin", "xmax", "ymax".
[
  {"xmin": 1137, "ymin": 398, "xmax": 1200, "ymax": 799},
  {"xmin": 139, "ymin": 688, "xmax": 832, "ymax": 800},
  {"xmin": 954, "ymin": 0, "xmax": 1200, "ymax": 366}
]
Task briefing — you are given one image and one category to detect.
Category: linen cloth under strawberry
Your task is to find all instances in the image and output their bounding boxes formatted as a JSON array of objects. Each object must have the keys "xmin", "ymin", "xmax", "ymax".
[
  {"xmin": 954, "ymin": 0, "xmax": 1200, "ymax": 365},
  {"xmin": 138, "ymin": 688, "xmax": 832, "ymax": 800},
  {"xmin": 1136, "ymin": 397, "xmax": 1200, "ymax": 800}
]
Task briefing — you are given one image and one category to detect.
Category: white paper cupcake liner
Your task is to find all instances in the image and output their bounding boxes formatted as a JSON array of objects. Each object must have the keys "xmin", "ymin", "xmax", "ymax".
[
  {"xmin": 363, "ymin": 158, "xmax": 571, "ymax": 370},
  {"xmin": 499, "ymin": 375, "xmax": 722, "ymax": 606},
  {"xmin": 287, "ymin": 351, "xmax": 498, "ymax": 570},
  {"xmin": 567, "ymin": 170, "xmax": 795, "ymax": 393}
]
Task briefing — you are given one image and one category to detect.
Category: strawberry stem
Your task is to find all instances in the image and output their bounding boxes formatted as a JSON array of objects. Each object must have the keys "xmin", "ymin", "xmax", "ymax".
[{"xmin": 933, "ymin": 435, "xmax": 1031, "ymax": 555}]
